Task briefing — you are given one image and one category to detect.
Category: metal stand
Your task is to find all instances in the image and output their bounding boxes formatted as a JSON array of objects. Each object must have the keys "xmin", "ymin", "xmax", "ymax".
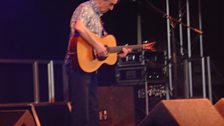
[
  {"xmin": 165, "ymin": 0, "xmax": 213, "ymax": 101},
  {"xmin": 144, "ymin": 65, "xmax": 149, "ymax": 116},
  {"xmin": 139, "ymin": 0, "xmax": 212, "ymax": 102}
]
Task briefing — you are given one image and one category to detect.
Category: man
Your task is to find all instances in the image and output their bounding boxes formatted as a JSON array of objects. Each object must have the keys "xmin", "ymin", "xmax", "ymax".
[
  {"xmin": 65, "ymin": 0, "xmax": 156, "ymax": 125},
  {"xmin": 64, "ymin": 0, "xmax": 131, "ymax": 126}
]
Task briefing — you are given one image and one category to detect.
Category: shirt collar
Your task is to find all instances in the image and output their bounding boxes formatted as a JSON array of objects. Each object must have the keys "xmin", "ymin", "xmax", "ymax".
[{"xmin": 90, "ymin": 0, "xmax": 103, "ymax": 16}]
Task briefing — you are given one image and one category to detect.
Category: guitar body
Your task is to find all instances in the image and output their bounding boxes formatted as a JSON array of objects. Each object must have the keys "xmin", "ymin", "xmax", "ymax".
[{"xmin": 71, "ymin": 34, "xmax": 118, "ymax": 73}]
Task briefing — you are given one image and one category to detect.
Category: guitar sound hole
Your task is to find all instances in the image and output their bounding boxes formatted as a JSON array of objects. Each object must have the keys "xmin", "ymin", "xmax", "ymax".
[
  {"xmin": 92, "ymin": 48, "xmax": 107, "ymax": 61},
  {"xmin": 97, "ymin": 55, "xmax": 107, "ymax": 61},
  {"xmin": 96, "ymin": 45, "xmax": 108, "ymax": 61}
]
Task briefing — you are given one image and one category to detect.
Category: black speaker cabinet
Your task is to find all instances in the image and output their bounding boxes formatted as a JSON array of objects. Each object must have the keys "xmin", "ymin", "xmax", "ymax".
[
  {"xmin": 98, "ymin": 86, "xmax": 136, "ymax": 126},
  {"xmin": 138, "ymin": 98, "xmax": 224, "ymax": 126},
  {"xmin": 33, "ymin": 102, "xmax": 69, "ymax": 126},
  {"xmin": 0, "ymin": 110, "xmax": 36, "ymax": 126}
]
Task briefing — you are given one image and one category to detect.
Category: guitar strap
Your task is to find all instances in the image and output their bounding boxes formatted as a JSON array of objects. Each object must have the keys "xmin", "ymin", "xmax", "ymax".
[{"xmin": 68, "ymin": 35, "xmax": 81, "ymax": 71}]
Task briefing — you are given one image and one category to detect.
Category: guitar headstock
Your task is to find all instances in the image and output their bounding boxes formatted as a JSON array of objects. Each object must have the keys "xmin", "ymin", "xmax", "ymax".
[{"xmin": 142, "ymin": 41, "xmax": 156, "ymax": 51}]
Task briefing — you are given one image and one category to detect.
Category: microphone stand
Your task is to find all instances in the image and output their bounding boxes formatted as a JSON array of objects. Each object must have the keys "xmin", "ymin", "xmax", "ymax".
[
  {"xmin": 142, "ymin": 0, "xmax": 203, "ymax": 35},
  {"xmin": 163, "ymin": 14, "xmax": 203, "ymax": 35}
]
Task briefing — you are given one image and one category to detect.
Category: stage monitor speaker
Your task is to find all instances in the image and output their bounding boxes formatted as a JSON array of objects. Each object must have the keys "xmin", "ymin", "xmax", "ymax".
[
  {"xmin": 138, "ymin": 98, "xmax": 224, "ymax": 126},
  {"xmin": 215, "ymin": 98, "xmax": 224, "ymax": 118},
  {"xmin": 0, "ymin": 110, "xmax": 36, "ymax": 126},
  {"xmin": 98, "ymin": 86, "xmax": 135, "ymax": 126},
  {"xmin": 33, "ymin": 102, "xmax": 69, "ymax": 126}
]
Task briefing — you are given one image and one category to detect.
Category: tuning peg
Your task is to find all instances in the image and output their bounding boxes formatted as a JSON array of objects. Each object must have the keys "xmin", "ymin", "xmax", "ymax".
[{"xmin": 143, "ymin": 40, "xmax": 149, "ymax": 44}]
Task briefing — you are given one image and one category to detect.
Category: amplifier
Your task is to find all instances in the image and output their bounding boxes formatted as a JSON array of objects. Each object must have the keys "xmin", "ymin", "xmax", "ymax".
[
  {"xmin": 115, "ymin": 65, "xmax": 166, "ymax": 85},
  {"xmin": 117, "ymin": 51, "xmax": 165, "ymax": 67},
  {"xmin": 115, "ymin": 65, "xmax": 146, "ymax": 85},
  {"xmin": 117, "ymin": 51, "xmax": 144, "ymax": 67}
]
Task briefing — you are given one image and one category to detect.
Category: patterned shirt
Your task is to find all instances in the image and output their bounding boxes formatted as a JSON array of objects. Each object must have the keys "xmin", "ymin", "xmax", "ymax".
[
  {"xmin": 70, "ymin": 0, "xmax": 104, "ymax": 37},
  {"xmin": 65, "ymin": 0, "xmax": 104, "ymax": 64}
]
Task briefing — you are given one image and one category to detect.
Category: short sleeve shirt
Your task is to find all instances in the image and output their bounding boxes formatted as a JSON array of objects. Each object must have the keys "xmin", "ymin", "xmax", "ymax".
[{"xmin": 70, "ymin": 0, "xmax": 104, "ymax": 37}]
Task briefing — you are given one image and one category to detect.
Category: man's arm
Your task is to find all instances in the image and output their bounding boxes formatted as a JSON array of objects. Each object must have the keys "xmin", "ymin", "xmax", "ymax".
[
  {"xmin": 73, "ymin": 20, "xmax": 131, "ymax": 58},
  {"xmin": 74, "ymin": 20, "xmax": 108, "ymax": 57}
]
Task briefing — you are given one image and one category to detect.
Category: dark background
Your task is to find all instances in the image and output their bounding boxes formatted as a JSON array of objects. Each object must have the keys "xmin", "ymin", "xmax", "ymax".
[{"xmin": 0, "ymin": 0, "xmax": 224, "ymax": 103}]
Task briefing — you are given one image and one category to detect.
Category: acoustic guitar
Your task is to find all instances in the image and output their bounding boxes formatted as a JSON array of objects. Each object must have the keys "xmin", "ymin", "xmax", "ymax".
[{"xmin": 70, "ymin": 33, "xmax": 155, "ymax": 73}]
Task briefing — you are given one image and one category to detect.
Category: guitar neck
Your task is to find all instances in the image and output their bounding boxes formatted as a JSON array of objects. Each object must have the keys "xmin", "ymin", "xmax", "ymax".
[{"xmin": 108, "ymin": 45, "xmax": 144, "ymax": 53}]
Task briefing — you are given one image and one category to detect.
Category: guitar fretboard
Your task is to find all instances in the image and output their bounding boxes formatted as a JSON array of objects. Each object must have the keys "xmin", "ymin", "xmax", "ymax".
[{"xmin": 107, "ymin": 45, "xmax": 144, "ymax": 53}]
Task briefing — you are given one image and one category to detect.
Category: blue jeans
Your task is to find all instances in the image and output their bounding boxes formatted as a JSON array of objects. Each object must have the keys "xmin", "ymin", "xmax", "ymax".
[{"xmin": 65, "ymin": 64, "xmax": 99, "ymax": 126}]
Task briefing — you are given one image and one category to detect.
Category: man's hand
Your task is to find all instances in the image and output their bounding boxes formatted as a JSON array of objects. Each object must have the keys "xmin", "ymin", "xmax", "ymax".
[
  {"xmin": 95, "ymin": 43, "xmax": 108, "ymax": 58},
  {"xmin": 118, "ymin": 44, "xmax": 132, "ymax": 58}
]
